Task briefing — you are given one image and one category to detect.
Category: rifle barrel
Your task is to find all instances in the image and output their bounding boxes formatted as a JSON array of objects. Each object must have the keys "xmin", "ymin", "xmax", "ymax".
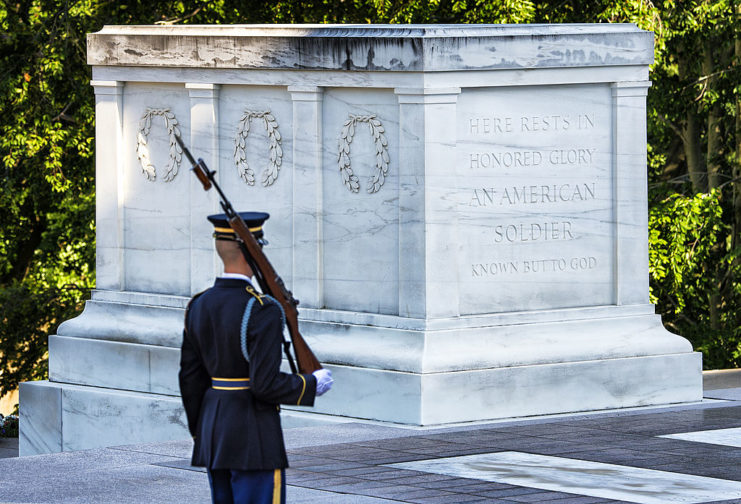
[{"xmin": 175, "ymin": 135, "xmax": 197, "ymax": 166}]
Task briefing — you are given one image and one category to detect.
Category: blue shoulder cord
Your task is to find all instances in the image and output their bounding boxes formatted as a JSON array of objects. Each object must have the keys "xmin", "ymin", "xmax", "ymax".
[{"xmin": 240, "ymin": 294, "xmax": 287, "ymax": 364}]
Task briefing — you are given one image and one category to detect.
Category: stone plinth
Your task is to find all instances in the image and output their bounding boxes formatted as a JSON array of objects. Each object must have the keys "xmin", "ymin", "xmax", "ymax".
[{"xmin": 20, "ymin": 24, "xmax": 701, "ymax": 455}]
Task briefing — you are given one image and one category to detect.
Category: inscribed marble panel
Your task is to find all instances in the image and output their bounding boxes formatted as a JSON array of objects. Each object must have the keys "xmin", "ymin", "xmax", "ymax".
[{"xmin": 455, "ymin": 84, "xmax": 615, "ymax": 314}]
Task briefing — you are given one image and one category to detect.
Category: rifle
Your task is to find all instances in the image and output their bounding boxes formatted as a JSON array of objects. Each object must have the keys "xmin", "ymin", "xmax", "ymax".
[{"xmin": 176, "ymin": 135, "xmax": 323, "ymax": 375}]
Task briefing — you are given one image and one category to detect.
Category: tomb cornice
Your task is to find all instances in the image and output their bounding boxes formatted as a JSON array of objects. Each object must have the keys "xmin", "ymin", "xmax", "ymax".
[{"xmin": 87, "ymin": 23, "xmax": 654, "ymax": 72}]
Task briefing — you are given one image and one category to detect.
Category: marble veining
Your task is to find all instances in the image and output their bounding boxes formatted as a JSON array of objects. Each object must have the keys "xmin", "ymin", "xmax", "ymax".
[
  {"xmin": 390, "ymin": 451, "xmax": 741, "ymax": 503},
  {"xmin": 18, "ymin": 382, "xmax": 62, "ymax": 456},
  {"xmin": 60, "ymin": 385, "xmax": 188, "ymax": 452}
]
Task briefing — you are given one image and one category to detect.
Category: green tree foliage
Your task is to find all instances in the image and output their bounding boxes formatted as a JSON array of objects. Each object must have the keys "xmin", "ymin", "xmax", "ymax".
[
  {"xmin": 644, "ymin": 1, "xmax": 741, "ymax": 368},
  {"xmin": 649, "ymin": 191, "xmax": 739, "ymax": 368},
  {"xmin": 0, "ymin": 1, "xmax": 98, "ymax": 400},
  {"xmin": 0, "ymin": 0, "xmax": 739, "ymax": 404},
  {"xmin": 0, "ymin": 0, "xmax": 241, "ymax": 401}
]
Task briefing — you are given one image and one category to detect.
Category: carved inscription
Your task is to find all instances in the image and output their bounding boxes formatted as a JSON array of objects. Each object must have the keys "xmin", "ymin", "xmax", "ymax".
[
  {"xmin": 492, "ymin": 222, "xmax": 574, "ymax": 244},
  {"xmin": 468, "ymin": 113, "xmax": 595, "ymax": 135},
  {"xmin": 469, "ymin": 183, "xmax": 596, "ymax": 207},
  {"xmin": 471, "ymin": 256, "xmax": 598, "ymax": 277},
  {"xmin": 469, "ymin": 148, "xmax": 595, "ymax": 169},
  {"xmin": 463, "ymin": 110, "xmax": 607, "ymax": 280}
]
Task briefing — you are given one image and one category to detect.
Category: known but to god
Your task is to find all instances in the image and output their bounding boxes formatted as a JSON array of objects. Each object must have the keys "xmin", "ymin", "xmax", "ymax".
[{"xmin": 471, "ymin": 256, "xmax": 598, "ymax": 278}]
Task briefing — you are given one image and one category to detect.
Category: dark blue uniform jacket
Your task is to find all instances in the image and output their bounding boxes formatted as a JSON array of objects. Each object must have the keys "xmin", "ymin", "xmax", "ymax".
[{"xmin": 179, "ymin": 277, "xmax": 317, "ymax": 471}]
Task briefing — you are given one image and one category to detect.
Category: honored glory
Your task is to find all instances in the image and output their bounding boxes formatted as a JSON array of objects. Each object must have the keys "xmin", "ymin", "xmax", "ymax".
[{"xmin": 469, "ymin": 148, "xmax": 596, "ymax": 169}]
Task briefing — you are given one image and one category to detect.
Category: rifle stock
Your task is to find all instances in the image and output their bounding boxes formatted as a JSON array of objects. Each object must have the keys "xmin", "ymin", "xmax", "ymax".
[{"xmin": 176, "ymin": 135, "xmax": 322, "ymax": 374}]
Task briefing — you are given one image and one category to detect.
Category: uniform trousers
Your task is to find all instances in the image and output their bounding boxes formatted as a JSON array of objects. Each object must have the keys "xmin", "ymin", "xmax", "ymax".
[{"xmin": 207, "ymin": 468, "xmax": 286, "ymax": 504}]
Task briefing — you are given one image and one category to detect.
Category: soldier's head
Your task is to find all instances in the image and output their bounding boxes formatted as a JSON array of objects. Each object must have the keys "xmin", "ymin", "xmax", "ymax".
[{"xmin": 207, "ymin": 212, "xmax": 269, "ymax": 274}]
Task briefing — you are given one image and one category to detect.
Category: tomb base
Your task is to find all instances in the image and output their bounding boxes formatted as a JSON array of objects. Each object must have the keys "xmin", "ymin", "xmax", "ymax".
[{"xmin": 20, "ymin": 291, "xmax": 701, "ymax": 454}]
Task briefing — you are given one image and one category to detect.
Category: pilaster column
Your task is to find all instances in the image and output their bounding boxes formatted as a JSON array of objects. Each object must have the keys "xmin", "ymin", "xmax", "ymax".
[
  {"xmin": 186, "ymin": 83, "xmax": 221, "ymax": 294},
  {"xmin": 289, "ymin": 86, "xmax": 324, "ymax": 308},
  {"xmin": 612, "ymin": 81, "xmax": 652, "ymax": 305},
  {"xmin": 91, "ymin": 80, "xmax": 124, "ymax": 291},
  {"xmin": 395, "ymin": 88, "xmax": 461, "ymax": 318}
]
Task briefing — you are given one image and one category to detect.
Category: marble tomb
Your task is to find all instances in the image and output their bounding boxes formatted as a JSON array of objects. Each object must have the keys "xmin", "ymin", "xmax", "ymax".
[{"xmin": 19, "ymin": 24, "xmax": 702, "ymax": 455}]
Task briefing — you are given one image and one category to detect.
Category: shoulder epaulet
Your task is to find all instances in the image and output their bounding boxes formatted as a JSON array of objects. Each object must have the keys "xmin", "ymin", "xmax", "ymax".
[{"xmin": 244, "ymin": 284, "xmax": 265, "ymax": 306}]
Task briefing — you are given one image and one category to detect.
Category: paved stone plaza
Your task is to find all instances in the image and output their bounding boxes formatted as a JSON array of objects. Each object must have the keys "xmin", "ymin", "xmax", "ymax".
[{"xmin": 1, "ymin": 372, "xmax": 740, "ymax": 503}]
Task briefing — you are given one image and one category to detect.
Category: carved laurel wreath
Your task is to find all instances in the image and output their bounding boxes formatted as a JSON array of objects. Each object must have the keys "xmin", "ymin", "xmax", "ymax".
[
  {"xmin": 136, "ymin": 108, "xmax": 182, "ymax": 182},
  {"xmin": 338, "ymin": 114, "xmax": 390, "ymax": 194},
  {"xmin": 233, "ymin": 110, "xmax": 283, "ymax": 187}
]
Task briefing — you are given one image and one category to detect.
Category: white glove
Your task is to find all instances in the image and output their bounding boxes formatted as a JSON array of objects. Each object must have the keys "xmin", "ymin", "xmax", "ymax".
[{"xmin": 312, "ymin": 369, "xmax": 333, "ymax": 396}]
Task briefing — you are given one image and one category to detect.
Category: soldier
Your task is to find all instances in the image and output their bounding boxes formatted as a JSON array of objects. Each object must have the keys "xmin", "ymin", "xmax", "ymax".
[{"xmin": 179, "ymin": 211, "xmax": 333, "ymax": 504}]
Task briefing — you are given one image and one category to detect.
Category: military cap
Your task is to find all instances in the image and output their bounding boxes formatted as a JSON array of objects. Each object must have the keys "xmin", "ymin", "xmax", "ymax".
[{"xmin": 207, "ymin": 212, "xmax": 269, "ymax": 242}]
